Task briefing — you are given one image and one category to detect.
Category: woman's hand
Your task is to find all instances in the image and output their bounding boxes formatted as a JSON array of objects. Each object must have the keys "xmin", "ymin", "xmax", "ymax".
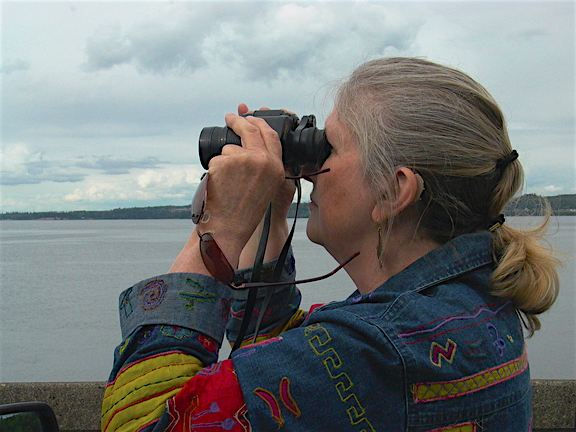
[
  {"xmin": 235, "ymin": 105, "xmax": 297, "ymax": 268},
  {"xmin": 169, "ymin": 104, "xmax": 290, "ymax": 276}
]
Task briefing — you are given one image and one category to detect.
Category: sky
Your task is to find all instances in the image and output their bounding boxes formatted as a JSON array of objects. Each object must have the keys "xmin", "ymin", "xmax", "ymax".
[{"xmin": 1, "ymin": 0, "xmax": 574, "ymax": 213}]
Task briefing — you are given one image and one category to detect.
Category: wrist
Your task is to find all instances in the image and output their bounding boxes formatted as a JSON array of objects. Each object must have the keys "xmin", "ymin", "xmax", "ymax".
[{"xmin": 195, "ymin": 221, "xmax": 247, "ymax": 271}]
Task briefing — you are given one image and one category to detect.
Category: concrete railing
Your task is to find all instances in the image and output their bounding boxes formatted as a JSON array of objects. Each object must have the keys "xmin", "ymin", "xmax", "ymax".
[{"xmin": 1, "ymin": 380, "xmax": 575, "ymax": 431}]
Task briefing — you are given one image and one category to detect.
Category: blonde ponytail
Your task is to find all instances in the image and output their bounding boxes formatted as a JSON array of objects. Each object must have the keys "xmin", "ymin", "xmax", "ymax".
[{"xmin": 491, "ymin": 214, "xmax": 560, "ymax": 336}]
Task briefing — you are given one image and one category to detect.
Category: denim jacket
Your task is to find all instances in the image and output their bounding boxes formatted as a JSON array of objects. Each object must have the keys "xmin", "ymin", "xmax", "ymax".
[{"xmin": 102, "ymin": 232, "xmax": 531, "ymax": 432}]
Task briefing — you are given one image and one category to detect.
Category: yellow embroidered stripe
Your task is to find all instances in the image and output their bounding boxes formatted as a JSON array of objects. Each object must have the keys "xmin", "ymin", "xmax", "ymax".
[
  {"xmin": 413, "ymin": 348, "xmax": 528, "ymax": 403},
  {"xmin": 236, "ymin": 309, "xmax": 307, "ymax": 347},
  {"xmin": 426, "ymin": 422, "xmax": 476, "ymax": 432},
  {"xmin": 102, "ymin": 351, "xmax": 203, "ymax": 432}
]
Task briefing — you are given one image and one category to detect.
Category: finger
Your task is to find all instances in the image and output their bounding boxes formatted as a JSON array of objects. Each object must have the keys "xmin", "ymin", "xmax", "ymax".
[
  {"xmin": 244, "ymin": 115, "xmax": 283, "ymax": 160},
  {"xmin": 225, "ymin": 113, "xmax": 268, "ymax": 151},
  {"xmin": 237, "ymin": 103, "xmax": 249, "ymax": 116}
]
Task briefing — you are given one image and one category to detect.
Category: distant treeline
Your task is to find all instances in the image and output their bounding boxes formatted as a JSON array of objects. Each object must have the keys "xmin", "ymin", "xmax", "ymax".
[
  {"xmin": 0, "ymin": 203, "xmax": 311, "ymax": 220},
  {"xmin": 1, "ymin": 194, "xmax": 574, "ymax": 220}
]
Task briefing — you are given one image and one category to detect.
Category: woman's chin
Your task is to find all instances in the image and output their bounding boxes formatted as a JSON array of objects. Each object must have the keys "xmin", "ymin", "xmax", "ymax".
[{"xmin": 305, "ymin": 216, "xmax": 322, "ymax": 246}]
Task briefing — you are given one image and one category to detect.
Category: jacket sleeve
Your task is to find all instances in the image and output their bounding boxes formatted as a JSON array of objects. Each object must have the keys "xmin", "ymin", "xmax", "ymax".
[
  {"xmin": 102, "ymin": 251, "xmax": 302, "ymax": 432},
  {"xmin": 226, "ymin": 250, "xmax": 309, "ymax": 348},
  {"xmin": 101, "ymin": 273, "xmax": 242, "ymax": 432}
]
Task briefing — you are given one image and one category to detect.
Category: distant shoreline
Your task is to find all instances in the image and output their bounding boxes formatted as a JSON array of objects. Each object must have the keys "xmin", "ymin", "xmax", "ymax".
[
  {"xmin": 0, "ymin": 203, "xmax": 311, "ymax": 220},
  {"xmin": 1, "ymin": 194, "xmax": 574, "ymax": 220}
]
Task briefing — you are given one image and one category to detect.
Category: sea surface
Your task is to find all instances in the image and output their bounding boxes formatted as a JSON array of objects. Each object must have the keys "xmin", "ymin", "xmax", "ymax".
[{"xmin": 0, "ymin": 217, "xmax": 574, "ymax": 382}]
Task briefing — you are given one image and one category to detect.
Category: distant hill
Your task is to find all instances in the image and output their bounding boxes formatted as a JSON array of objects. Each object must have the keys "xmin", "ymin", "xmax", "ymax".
[
  {"xmin": 503, "ymin": 194, "xmax": 576, "ymax": 216},
  {"xmin": 0, "ymin": 194, "xmax": 573, "ymax": 220}
]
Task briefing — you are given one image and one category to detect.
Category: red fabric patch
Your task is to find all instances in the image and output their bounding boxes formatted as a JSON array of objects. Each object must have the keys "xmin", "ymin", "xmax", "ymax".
[
  {"xmin": 165, "ymin": 360, "xmax": 250, "ymax": 431},
  {"xmin": 309, "ymin": 304, "xmax": 324, "ymax": 314}
]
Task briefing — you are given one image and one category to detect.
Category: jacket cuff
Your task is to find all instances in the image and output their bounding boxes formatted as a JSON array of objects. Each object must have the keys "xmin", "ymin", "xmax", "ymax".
[
  {"xmin": 231, "ymin": 249, "xmax": 296, "ymax": 300},
  {"xmin": 118, "ymin": 273, "xmax": 232, "ymax": 343}
]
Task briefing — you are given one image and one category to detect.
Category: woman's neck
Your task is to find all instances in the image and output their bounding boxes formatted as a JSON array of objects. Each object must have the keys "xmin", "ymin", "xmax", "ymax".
[{"xmin": 342, "ymin": 229, "xmax": 440, "ymax": 295}]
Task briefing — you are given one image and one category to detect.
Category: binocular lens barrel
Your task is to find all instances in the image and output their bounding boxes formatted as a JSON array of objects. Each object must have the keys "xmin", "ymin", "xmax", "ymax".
[{"xmin": 199, "ymin": 127, "xmax": 241, "ymax": 169}]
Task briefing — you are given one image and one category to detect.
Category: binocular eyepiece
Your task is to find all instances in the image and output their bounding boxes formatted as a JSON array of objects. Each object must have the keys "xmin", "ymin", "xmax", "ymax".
[{"xmin": 198, "ymin": 110, "xmax": 331, "ymax": 170}]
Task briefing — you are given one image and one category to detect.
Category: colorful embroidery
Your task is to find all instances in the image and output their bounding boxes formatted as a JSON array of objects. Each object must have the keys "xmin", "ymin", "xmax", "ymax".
[
  {"xmin": 190, "ymin": 401, "xmax": 237, "ymax": 430},
  {"xmin": 413, "ymin": 347, "xmax": 528, "ymax": 403},
  {"xmin": 234, "ymin": 333, "xmax": 285, "ymax": 353},
  {"xmin": 102, "ymin": 351, "xmax": 203, "ymax": 432},
  {"xmin": 430, "ymin": 339, "xmax": 457, "ymax": 367},
  {"xmin": 464, "ymin": 338, "xmax": 488, "ymax": 362},
  {"xmin": 198, "ymin": 334, "xmax": 217, "ymax": 352},
  {"xmin": 486, "ymin": 323, "xmax": 506, "ymax": 356},
  {"xmin": 137, "ymin": 327, "xmax": 155, "ymax": 344},
  {"xmin": 164, "ymin": 359, "xmax": 249, "ymax": 432},
  {"xmin": 252, "ymin": 378, "xmax": 301, "ymax": 428},
  {"xmin": 139, "ymin": 279, "xmax": 167, "ymax": 310},
  {"xmin": 233, "ymin": 348, "xmax": 256, "ymax": 359},
  {"xmin": 398, "ymin": 301, "xmax": 512, "ymax": 344},
  {"xmin": 185, "ymin": 277, "xmax": 204, "ymax": 290},
  {"xmin": 161, "ymin": 325, "xmax": 192, "ymax": 340},
  {"xmin": 179, "ymin": 291, "xmax": 218, "ymax": 311},
  {"xmin": 233, "ymin": 405, "xmax": 252, "ymax": 432},
  {"xmin": 253, "ymin": 387, "xmax": 284, "ymax": 428},
  {"xmin": 196, "ymin": 362, "xmax": 223, "ymax": 376},
  {"xmin": 305, "ymin": 323, "xmax": 375, "ymax": 431},
  {"xmin": 118, "ymin": 337, "xmax": 131, "ymax": 355},
  {"xmin": 280, "ymin": 377, "xmax": 301, "ymax": 418},
  {"xmin": 119, "ymin": 287, "xmax": 133, "ymax": 318},
  {"xmin": 426, "ymin": 421, "xmax": 477, "ymax": 431}
]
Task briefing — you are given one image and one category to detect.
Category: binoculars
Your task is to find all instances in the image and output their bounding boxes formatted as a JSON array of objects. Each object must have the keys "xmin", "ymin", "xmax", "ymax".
[{"xmin": 198, "ymin": 110, "xmax": 331, "ymax": 170}]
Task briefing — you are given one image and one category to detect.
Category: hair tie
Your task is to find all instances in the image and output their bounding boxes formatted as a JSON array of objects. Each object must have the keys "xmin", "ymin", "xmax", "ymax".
[
  {"xmin": 488, "ymin": 214, "xmax": 506, "ymax": 232},
  {"xmin": 495, "ymin": 150, "xmax": 519, "ymax": 171}
]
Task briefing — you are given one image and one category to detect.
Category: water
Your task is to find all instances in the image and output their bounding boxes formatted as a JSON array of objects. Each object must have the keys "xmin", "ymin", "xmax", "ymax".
[{"xmin": 0, "ymin": 217, "xmax": 574, "ymax": 382}]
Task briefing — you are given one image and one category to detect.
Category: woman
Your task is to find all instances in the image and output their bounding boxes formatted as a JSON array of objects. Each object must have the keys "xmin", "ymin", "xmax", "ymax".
[{"xmin": 102, "ymin": 58, "xmax": 559, "ymax": 431}]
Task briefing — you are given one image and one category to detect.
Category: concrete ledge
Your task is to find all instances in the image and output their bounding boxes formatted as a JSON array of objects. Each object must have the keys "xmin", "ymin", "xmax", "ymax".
[
  {"xmin": 1, "ymin": 380, "xmax": 575, "ymax": 431},
  {"xmin": 532, "ymin": 380, "xmax": 576, "ymax": 432},
  {"xmin": 0, "ymin": 382, "xmax": 105, "ymax": 432}
]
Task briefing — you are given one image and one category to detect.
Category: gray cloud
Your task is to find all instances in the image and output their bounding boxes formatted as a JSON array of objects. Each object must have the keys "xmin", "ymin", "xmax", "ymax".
[
  {"xmin": 81, "ymin": 3, "xmax": 421, "ymax": 80},
  {"xmin": 1, "ymin": 143, "xmax": 167, "ymax": 186},
  {"xmin": 1, "ymin": 164, "xmax": 86, "ymax": 186},
  {"xmin": 74, "ymin": 155, "xmax": 163, "ymax": 174},
  {"xmin": 0, "ymin": 58, "xmax": 30, "ymax": 75},
  {"xmin": 82, "ymin": 3, "xmax": 216, "ymax": 73},
  {"xmin": 83, "ymin": 21, "xmax": 207, "ymax": 73}
]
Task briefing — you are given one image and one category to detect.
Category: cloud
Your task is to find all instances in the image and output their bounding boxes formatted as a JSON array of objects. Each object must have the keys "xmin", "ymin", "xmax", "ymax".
[
  {"xmin": 543, "ymin": 185, "xmax": 564, "ymax": 195},
  {"xmin": 82, "ymin": 3, "xmax": 421, "ymax": 80},
  {"xmin": 525, "ymin": 164, "xmax": 576, "ymax": 195},
  {"xmin": 63, "ymin": 165, "xmax": 203, "ymax": 205},
  {"xmin": 74, "ymin": 155, "xmax": 163, "ymax": 175},
  {"xmin": 136, "ymin": 168, "xmax": 199, "ymax": 189},
  {"xmin": 0, "ymin": 144, "xmax": 168, "ymax": 186},
  {"xmin": 0, "ymin": 58, "xmax": 30, "ymax": 75},
  {"xmin": 0, "ymin": 143, "xmax": 85, "ymax": 186},
  {"xmin": 82, "ymin": 4, "xmax": 210, "ymax": 73}
]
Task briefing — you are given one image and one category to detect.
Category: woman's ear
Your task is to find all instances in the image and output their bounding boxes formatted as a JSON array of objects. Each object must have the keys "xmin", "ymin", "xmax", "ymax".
[{"xmin": 371, "ymin": 167, "xmax": 423, "ymax": 222}]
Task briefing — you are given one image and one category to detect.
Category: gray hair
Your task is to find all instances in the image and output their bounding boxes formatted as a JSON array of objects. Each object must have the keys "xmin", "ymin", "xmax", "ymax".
[
  {"xmin": 335, "ymin": 57, "xmax": 522, "ymax": 241},
  {"xmin": 334, "ymin": 57, "xmax": 558, "ymax": 335}
]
